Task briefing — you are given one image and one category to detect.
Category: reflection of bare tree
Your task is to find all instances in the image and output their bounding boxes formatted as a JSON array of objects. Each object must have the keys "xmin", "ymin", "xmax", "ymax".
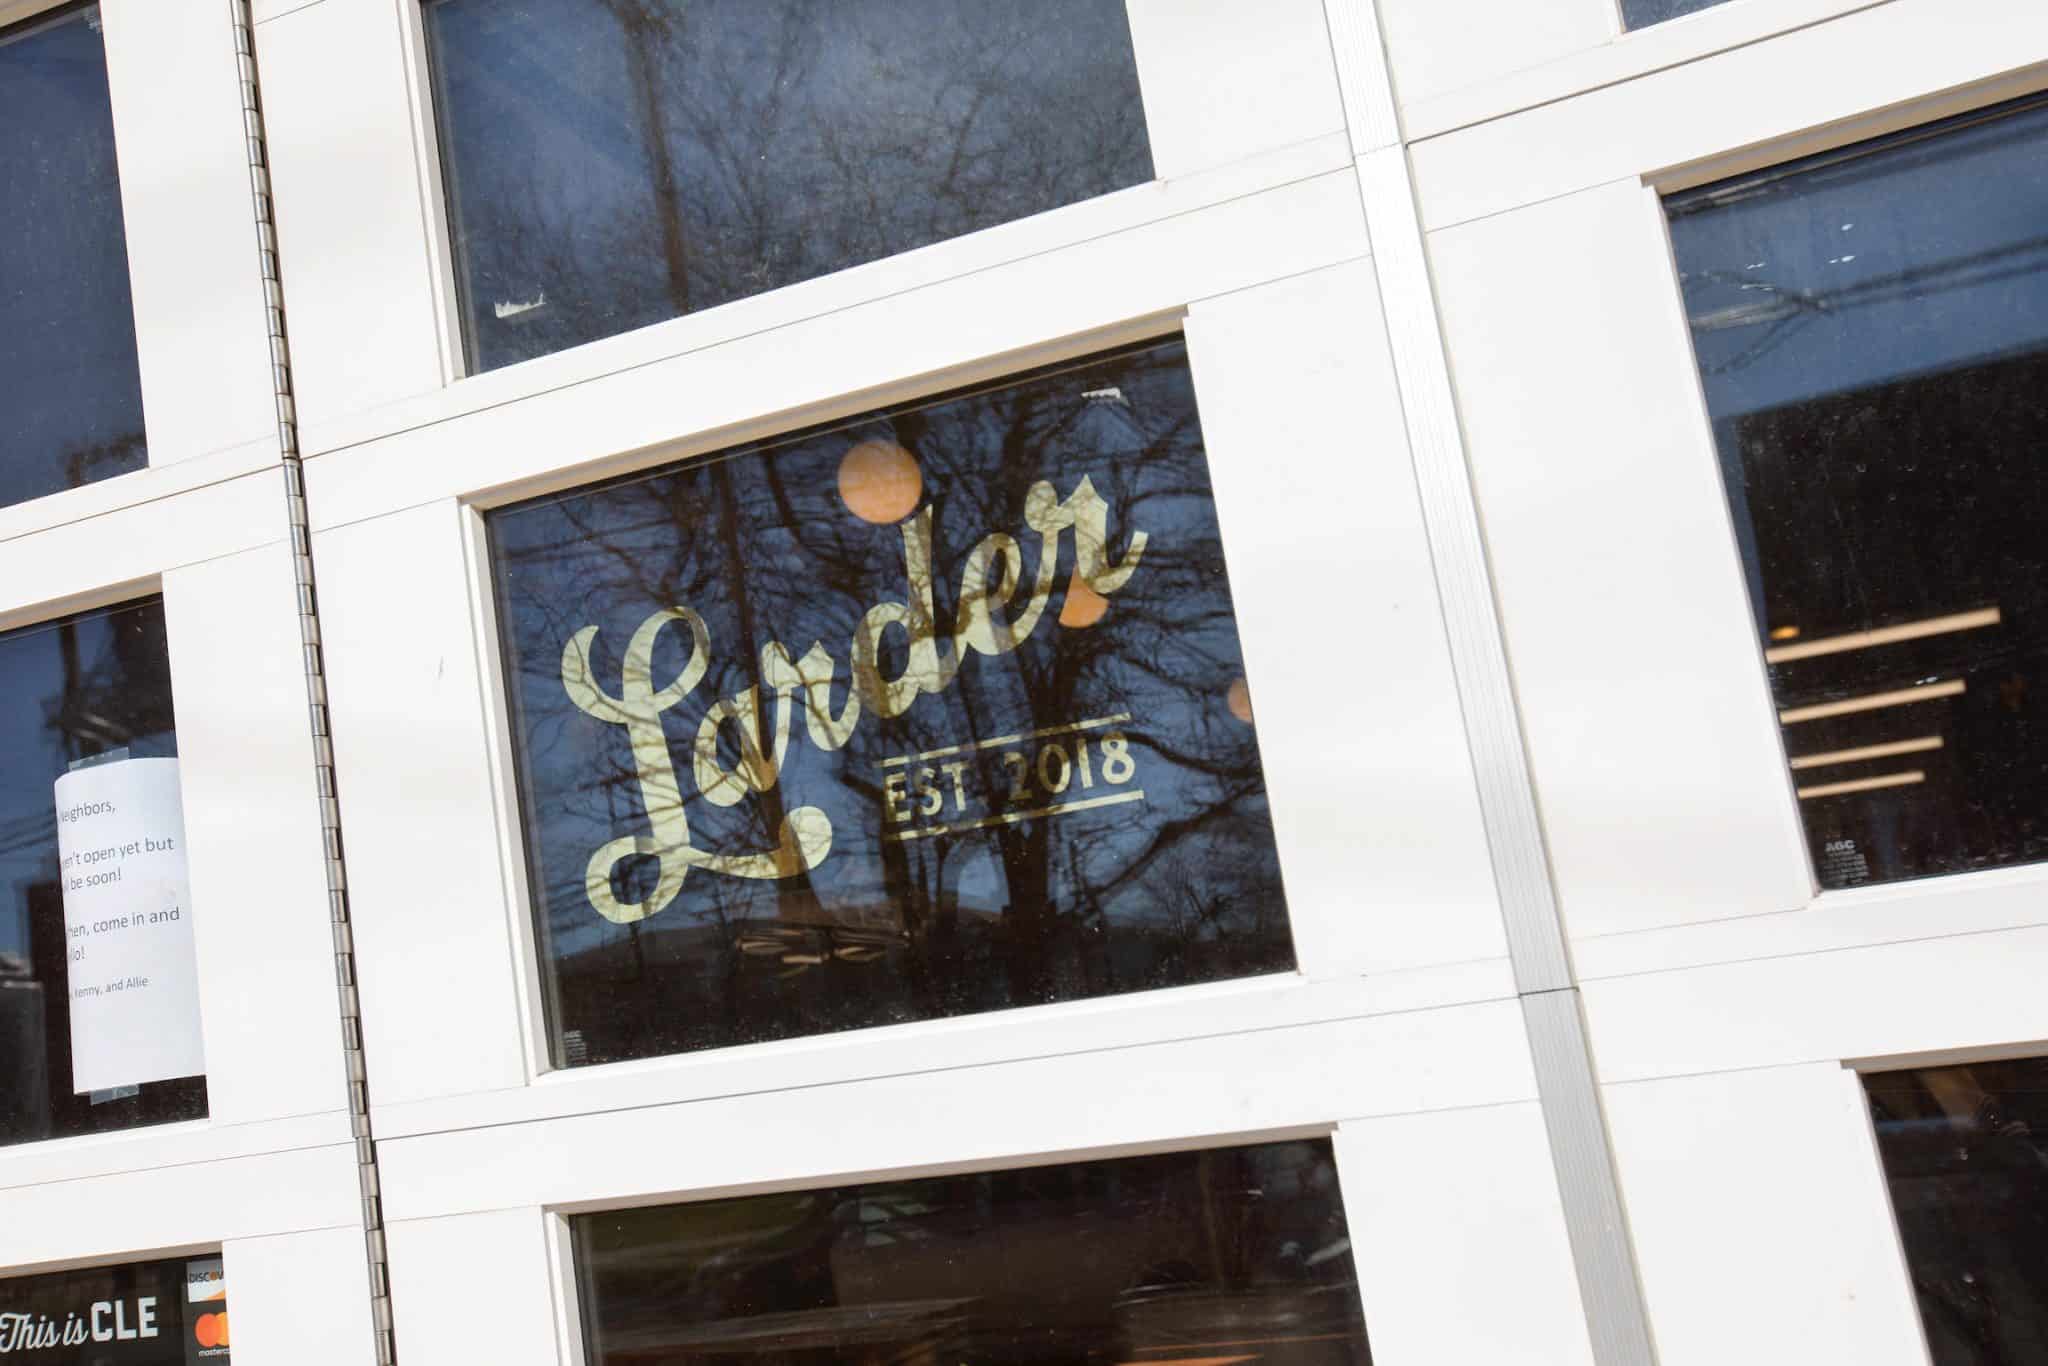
[
  {"xmin": 429, "ymin": 0, "xmax": 1153, "ymax": 369},
  {"xmin": 493, "ymin": 340, "xmax": 1287, "ymax": 1063},
  {"xmin": 0, "ymin": 600, "xmax": 199, "ymax": 1145}
]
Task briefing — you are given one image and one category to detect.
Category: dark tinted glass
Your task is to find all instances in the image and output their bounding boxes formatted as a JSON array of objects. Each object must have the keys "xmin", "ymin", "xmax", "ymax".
[
  {"xmin": 489, "ymin": 338, "xmax": 1292, "ymax": 1068},
  {"xmin": 423, "ymin": 0, "xmax": 1154, "ymax": 372},
  {"xmin": 1866, "ymin": 1058, "xmax": 2048, "ymax": 1365},
  {"xmin": 574, "ymin": 1139, "xmax": 1371, "ymax": 1366},
  {"xmin": 0, "ymin": 598, "xmax": 202, "ymax": 1147},
  {"xmin": 0, "ymin": 1253, "xmax": 229, "ymax": 1362},
  {"xmin": 0, "ymin": 4, "xmax": 147, "ymax": 508},
  {"xmin": 1621, "ymin": 0, "xmax": 1730, "ymax": 28},
  {"xmin": 1667, "ymin": 95, "xmax": 2048, "ymax": 890}
]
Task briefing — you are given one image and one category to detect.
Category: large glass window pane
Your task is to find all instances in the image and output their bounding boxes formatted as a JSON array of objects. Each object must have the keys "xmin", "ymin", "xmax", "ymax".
[
  {"xmin": 1865, "ymin": 1058, "xmax": 2048, "ymax": 1364},
  {"xmin": 1620, "ymin": 0, "xmax": 1731, "ymax": 29},
  {"xmin": 1666, "ymin": 95, "xmax": 2048, "ymax": 890},
  {"xmin": 574, "ymin": 1139, "xmax": 1372, "ymax": 1366},
  {"xmin": 423, "ymin": 0, "xmax": 1155, "ymax": 372},
  {"xmin": 489, "ymin": 337, "xmax": 1292, "ymax": 1068},
  {"xmin": 0, "ymin": 1253, "xmax": 230, "ymax": 1360},
  {"xmin": 0, "ymin": 3, "xmax": 148, "ymax": 508},
  {"xmin": 0, "ymin": 598, "xmax": 204, "ymax": 1147}
]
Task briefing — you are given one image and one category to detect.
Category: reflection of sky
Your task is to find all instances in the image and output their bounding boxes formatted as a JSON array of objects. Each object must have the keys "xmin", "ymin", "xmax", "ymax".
[
  {"xmin": 0, "ymin": 603, "xmax": 177, "ymax": 960},
  {"xmin": 489, "ymin": 340, "xmax": 1284, "ymax": 994},
  {"xmin": 0, "ymin": 6, "xmax": 147, "ymax": 507},
  {"xmin": 424, "ymin": 0, "xmax": 1152, "ymax": 370},
  {"xmin": 1622, "ymin": 0, "xmax": 1729, "ymax": 29},
  {"xmin": 1671, "ymin": 98, "xmax": 2048, "ymax": 623},
  {"xmin": 1672, "ymin": 99, "xmax": 2048, "ymax": 421}
]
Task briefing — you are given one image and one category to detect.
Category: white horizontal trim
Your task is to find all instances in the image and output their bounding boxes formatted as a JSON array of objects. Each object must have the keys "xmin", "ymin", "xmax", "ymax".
[
  {"xmin": 1402, "ymin": 0, "xmax": 1893, "ymax": 140},
  {"xmin": 300, "ymin": 133, "xmax": 1355, "ymax": 464},
  {"xmin": 372, "ymin": 999, "xmax": 1538, "ymax": 1221},
  {"xmin": 369, "ymin": 966, "xmax": 1518, "ymax": 1141},
  {"xmin": 0, "ymin": 1109, "xmax": 351, "ymax": 1195}
]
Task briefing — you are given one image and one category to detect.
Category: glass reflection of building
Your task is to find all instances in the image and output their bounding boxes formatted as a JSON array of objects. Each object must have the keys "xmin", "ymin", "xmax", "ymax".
[{"xmin": 575, "ymin": 1140, "xmax": 1371, "ymax": 1366}]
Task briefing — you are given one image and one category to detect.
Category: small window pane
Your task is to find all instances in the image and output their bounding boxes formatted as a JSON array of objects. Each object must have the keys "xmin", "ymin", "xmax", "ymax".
[
  {"xmin": 0, "ymin": 4, "xmax": 148, "ymax": 508},
  {"xmin": 1667, "ymin": 96, "xmax": 2048, "ymax": 890},
  {"xmin": 574, "ymin": 1139, "xmax": 1373, "ymax": 1366},
  {"xmin": 1865, "ymin": 1058, "xmax": 2048, "ymax": 1364},
  {"xmin": 0, "ymin": 1253, "xmax": 230, "ymax": 1360},
  {"xmin": 1621, "ymin": 0, "xmax": 1732, "ymax": 29},
  {"xmin": 423, "ymin": 0, "xmax": 1155, "ymax": 372},
  {"xmin": 489, "ymin": 337, "xmax": 1293, "ymax": 1068},
  {"xmin": 0, "ymin": 598, "xmax": 204, "ymax": 1147}
]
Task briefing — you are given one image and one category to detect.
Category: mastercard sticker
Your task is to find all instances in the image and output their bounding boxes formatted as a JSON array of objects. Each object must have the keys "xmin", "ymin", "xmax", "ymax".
[{"xmin": 182, "ymin": 1257, "xmax": 231, "ymax": 1362}]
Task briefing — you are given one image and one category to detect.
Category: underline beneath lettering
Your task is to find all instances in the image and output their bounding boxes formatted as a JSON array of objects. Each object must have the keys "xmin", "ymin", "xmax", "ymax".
[
  {"xmin": 878, "ymin": 712, "xmax": 1133, "ymax": 769},
  {"xmin": 885, "ymin": 789, "xmax": 1146, "ymax": 843}
]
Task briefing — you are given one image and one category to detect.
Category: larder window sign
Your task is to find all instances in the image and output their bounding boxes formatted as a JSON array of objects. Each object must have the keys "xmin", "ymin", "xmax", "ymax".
[
  {"xmin": 1864, "ymin": 1058, "xmax": 2048, "ymax": 1364},
  {"xmin": 488, "ymin": 337, "xmax": 1292, "ymax": 1068},
  {"xmin": 572, "ymin": 1139, "xmax": 1372, "ymax": 1366},
  {"xmin": 1666, "ymin": 94, "xmax": 2048, "ymax": 890},
  {"xmin": 0, "ymin": 3, "xmax": 147, "ymax": 509},
  {"xmin": 421, "ymin": 0, "xmax": 1154, "ymax": 372},
  {"xmin": 0, "ymin": 599, "xmax": 205, "ymax": 1149},
  {"xmin": 0, "ymin": 1254, "xmax": 228, "ymax": 1362}
]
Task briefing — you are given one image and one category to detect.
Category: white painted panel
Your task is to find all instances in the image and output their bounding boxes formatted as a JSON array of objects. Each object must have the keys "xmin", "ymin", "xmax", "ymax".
[
  {"xmin": 0, "ymin": 1113, "xmax": 349, "ymax": 1196},
  {"xmin": 304, "ymin": 170, "xmax": 1370, "ymax": 529},
  {"xmin": 1125, "ymin": 0, "xmax": 1346, "ymax": 179},
  {"xmin": 1377, "ymin": 0, "xmax": 1613, "ymax": 108},
  {"xmin": 1411, "ymin": 0, "xmax": 2048, "ymax": 230},
  {"xmin": 1430, "ymin": 178, "xmax": 1810, "ymax": 939},
  {"xmin": 0, "ymin": 1143, "xmax": 362, "ymax": 1270},
  {"xmin": 1401, "ymin": 0, "xmax": 1892, "ymax": 140},
  {"xmin": 0, "ymin": 439, "xmax": 274, "ymax": 551},
  {"xmin": 224, "ymin": 1224, "xmax": 378, "ymax": 1366},
  {"xmin": 1336, "ymin": 1104, "xmax": 1595, "ymax": 1366},
  {"xmin": 1604, "ymin": 1064, "xmax": 1929, "ymax": 1366},
  {"xmin": 376, "ymin": 1000, "xmax": 1537, "ymax": 1220},
  {"xmin": 164, "ymin": 542, "xmax": 346, "ymax": 1126},
  {"xmin": 314, "ymin": 500, "xmax": 529, "ymax": 1105},
  {"xmin": 256, "ymin": 0, "xmax": 445, "ymax": 429},
  {"xmin": 387, "ymin": 1210, "xmax": 562, "ymax": 1366},
  {"xmin": 1584, "ymin": 925, "xmax": 2048, "ymax": 1085},
  {"xmin": 1185, "ymin": 261, "xmax": 1502, "ymax": 975},
  {"xmin": 368, "ymin": 969, "xmax": 1524, "ymax": 1143},
  {"xmin": 101, "ymin": 0, "xmax": 276, "ymax": 466},
  {"xmin": 0, "ymin": 471, "xmax": 281, "ymax": 623},
  {"xmin": 1574, "ymin": 860, "xmax": 2048, "ymax": 982}
]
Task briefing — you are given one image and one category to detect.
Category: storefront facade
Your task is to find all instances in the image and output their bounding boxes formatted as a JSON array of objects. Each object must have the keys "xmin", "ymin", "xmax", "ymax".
[{"xmin": 1, "ymin": 1, "xmax": 2044, "ymax": 1363}]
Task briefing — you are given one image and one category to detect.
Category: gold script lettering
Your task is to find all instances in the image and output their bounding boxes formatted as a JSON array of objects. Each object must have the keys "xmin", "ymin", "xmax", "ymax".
[{"xmin": 559, "ymin": 475, "xmax": 1145, "ymax": 924}]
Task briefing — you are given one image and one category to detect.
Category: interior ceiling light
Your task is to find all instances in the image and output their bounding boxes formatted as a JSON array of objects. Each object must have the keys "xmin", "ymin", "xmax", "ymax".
[
  {"xmin": 1764, "ymin": 606, "xmax": 2000, "ymax": 664},
  {"xmin": 1787, "ymin": 735, "xmax": 1944, "ymax": 770},
  {"xmin": 838, "ymin": 438, "xmax": 923, "ymax": 525},
  {"xmin": 1797, "ymin": 770, "xmax": 1926, "ymax": 800},
  {"xmin": 1779, "ymin": 679, "xmax": 1964, "ymax": 724}
]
